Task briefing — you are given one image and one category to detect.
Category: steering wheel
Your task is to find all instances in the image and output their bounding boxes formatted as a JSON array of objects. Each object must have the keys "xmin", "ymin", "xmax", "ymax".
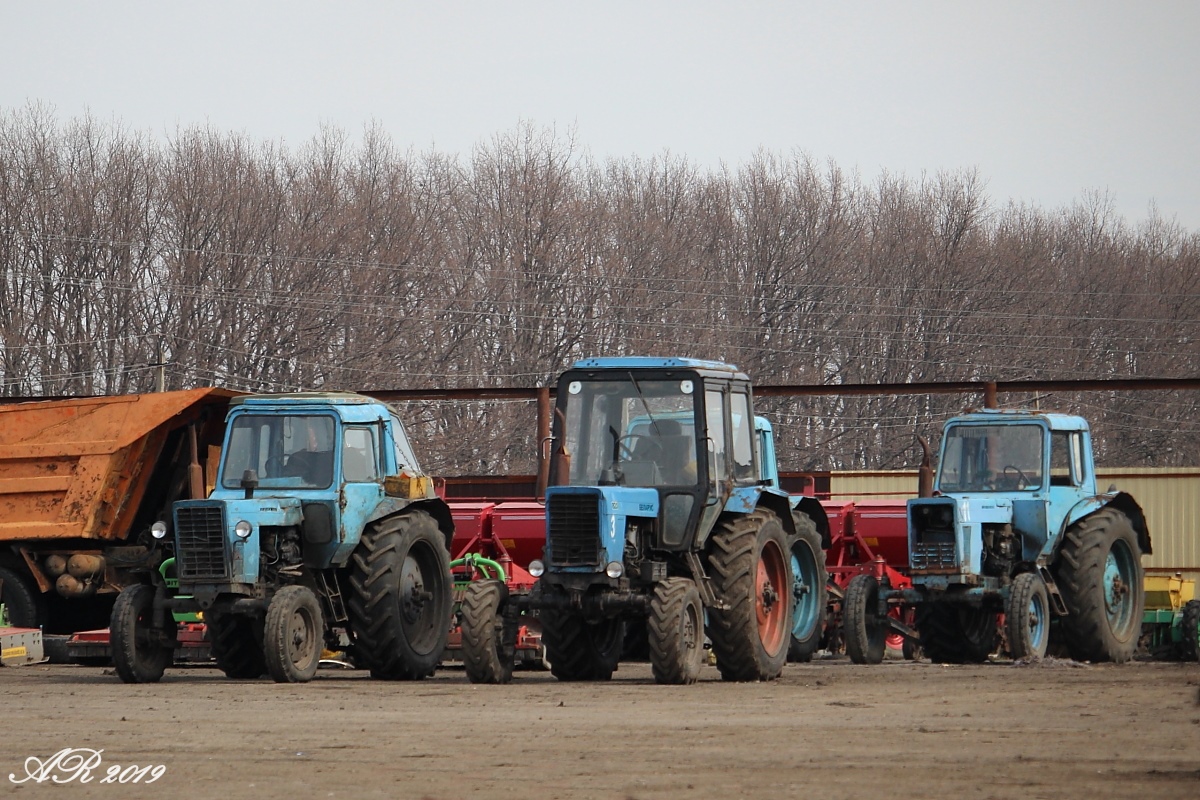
[
  {"xmin": 618, "ymin": 434, "xmax": 660, "ymax": 460},
  {"xmin": 1003, "ymin": 465, "xmax": 1030, "ymax": 489}
]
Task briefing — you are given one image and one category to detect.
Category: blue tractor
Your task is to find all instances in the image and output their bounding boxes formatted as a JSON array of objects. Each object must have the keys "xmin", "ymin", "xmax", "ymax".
[
  {"xmin": 111, "ymin": 393, "xmax": 455, "ymax": 683},
  {"xmin": 843, "ymin": 409, "xmax": 1151, "ymax": 664},
  {"xmin": 459, "ymin": 358, "xmax": 829, "ymax": 684}
]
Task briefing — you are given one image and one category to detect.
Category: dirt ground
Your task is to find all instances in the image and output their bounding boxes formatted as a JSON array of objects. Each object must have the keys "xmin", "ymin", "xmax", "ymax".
[{"xmin": 2, "ymin": 656, "xmax": 1198, "ymax": 800}]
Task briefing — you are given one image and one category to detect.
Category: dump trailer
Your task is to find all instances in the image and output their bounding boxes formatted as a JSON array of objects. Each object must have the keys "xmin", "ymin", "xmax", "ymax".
[
  {"xmin": 0, "ymin": 389, "xmax": 237, "ymax": 634},
  {"xmin": 460, "ymin": 357, "xmax": 829, "ymax": 685},
  {"xmin": 843, "ymin": 409, "xmax": 1151, "ymax": 664},
  {"xmin": 111, "ymin": 393, "xmax": 455, "ymax": 684}
]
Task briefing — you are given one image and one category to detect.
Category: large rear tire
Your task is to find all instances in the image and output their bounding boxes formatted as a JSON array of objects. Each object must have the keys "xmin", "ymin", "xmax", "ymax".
[
  {"xmin": 788, "ymin": 513, "xmax": 828, "ymax": 663},
  {"xmin": 348, "ymin": 510, "xmax": 453, "ymax": 680},
  {"xmin": 460, "ymin": 580, "xmax": 514, "ymax": 684},
  {"xmin": 0, "ymin": 565, "xmax": 44, "ymax": 629},
  {"xmin": 540, "ymin": 609, "xmax": 624, "ymax": 681},
  {"xmin": 648, "ymin": 577, "xmax": 705, "ymax": 685},
  {"xmin": 264, "ymin": 586, "xmax": 323, "ymax": 683},
  {"xmin": 1179, "ymin": 599, "xmax": 1200, "ymax": 662},
  {"xmin": 1006, "ymin": 572, "xmax": 1050, "ymax": 660},
  {"xmin": 111, "ymin": 585, "xmax": 176, "ymax": 684},
  {"xmin": 1055, "ymin": 508, "xmax": 1144, "ymax": 663},
  {"xmin": 707, "ymin": 510, "xmax": 791, "ymax": 681},
  {"xmin": 843, "ymin": 574, "xmax": 886, "ymax": 665},
  {"xmin": 207, "ymin": 611, "xmax": 267, "ymax": 679},
  {"xmin": 917, "ymin": 604, "xmax": 997, "ymax": 664}
]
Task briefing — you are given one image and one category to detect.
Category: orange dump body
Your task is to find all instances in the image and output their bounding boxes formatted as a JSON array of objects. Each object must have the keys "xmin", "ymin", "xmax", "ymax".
[{"xmin": 0, "ymin": 388, "xmax": 237, "ymax": 546}]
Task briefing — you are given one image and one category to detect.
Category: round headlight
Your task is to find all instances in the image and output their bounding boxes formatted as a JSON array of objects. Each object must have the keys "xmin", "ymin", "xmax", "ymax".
[
  {"xmin": 528, "ymin": 559, "xmax": 545, "ymax": 577},
  {"xmin": 606, "ymin": 561, "xmax": 624, "ymax": 579},
  {"xmin": 234, "ymin": 520, "xmax": 253, "ymax": 539},
  {"xmin": 150, "ymin": 521, "xmax": 168, "ymax": 540}
]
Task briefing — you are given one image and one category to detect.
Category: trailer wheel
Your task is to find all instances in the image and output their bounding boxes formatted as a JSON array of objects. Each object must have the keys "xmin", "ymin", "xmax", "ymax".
[
  {"xmin": 707, "ymin": 510, "xmax": 791, "ymax": 681},
  {"xmin": 0, "ymin": 565, "xmax": 45, "ymax": 629},
  {"xmin": 460, "ymin": 580, "xmax": 514, "ymax": 684},
  {"xmin": 348, "ymin": 510, "xmax": 452, "ymax": 680},
  {"xmin": 917, "ymin": 604, "xmax": 997, "ymax": 664},
  {"xmin": 111, "ymin": 585, "xmax": 176, "ymax": 684},
  {"xmin": 1180, "ymin": 600, "xmax": 1200, "ymax": 662},
  {"xmin": 648, "ymin": 577, "xmax": 705, "ymax": 685},
  {"xmin": 540, "ymin": 609, "xmax": 624, "ymax": 681},
  {"xmin": 788, "ymin": 513, "xmax": 828, "ymax": 663},
  {"xmin": 207, "ymin": 611, "xmax": 267, "ymax": 679},
  {"xmin": 1006, "ymin": 572, "xmax": 1050, "ymax": 660},
  {"xmin": 264, "ymin": 586, "xmax": 323, "ymax": 683},
  {"xmin": 1055, "ymin": 507, "xmax": 1144, "ymax": 663},
  {"xmin": 843, "ymin": 574, "xmax": 886, "ymax": 665}
]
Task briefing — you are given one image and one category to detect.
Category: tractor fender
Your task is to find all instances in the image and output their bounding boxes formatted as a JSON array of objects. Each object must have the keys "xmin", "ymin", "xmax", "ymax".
[
  {"xmin": 791, "ymin": 496, "xmax": 831, "ymax": 550},
  {"xmin": 724, "ymin": 486, "xmax": 792, "ymax": 535},
  {"xmin": 366, "ymin": 497, "xmax": 455, "ymax": 552},
  {"xmin": 1053, "ymin": 491, "xmax": 1152, "ymax": 558}
]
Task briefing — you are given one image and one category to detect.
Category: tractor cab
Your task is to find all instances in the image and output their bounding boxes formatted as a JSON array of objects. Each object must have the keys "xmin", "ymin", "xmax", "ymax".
[{"xmin": 549, "ymin": 357, "xmax": 760, "ymax": 558}]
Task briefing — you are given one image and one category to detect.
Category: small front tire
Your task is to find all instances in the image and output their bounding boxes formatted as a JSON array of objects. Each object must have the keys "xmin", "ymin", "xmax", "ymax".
[
  {"xmin": 111, "ymin": 585, "xmax": 176, "ymax": 684},
  {"xmin": 460, "ymin": 580, "xmax": 515, "ymax": 684},
  {"xmin": 264, "ymin": 586, "xmax": 323, "ymax": 684}
]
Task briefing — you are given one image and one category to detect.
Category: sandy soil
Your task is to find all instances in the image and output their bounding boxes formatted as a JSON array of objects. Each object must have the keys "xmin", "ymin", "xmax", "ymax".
[{"xmin": 2, "ymin": 657, "xmax": 1198, "ymax": 800}]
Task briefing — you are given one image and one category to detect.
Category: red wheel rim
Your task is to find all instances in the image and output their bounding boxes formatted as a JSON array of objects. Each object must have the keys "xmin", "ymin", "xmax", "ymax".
[{"xmin": 755, "ymin": 538, "xmax": 789, "ymax": 654}]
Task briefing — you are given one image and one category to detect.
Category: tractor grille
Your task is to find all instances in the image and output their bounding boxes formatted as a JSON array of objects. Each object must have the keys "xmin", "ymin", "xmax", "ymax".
[
  {"xmin": 547, "ymin": 493, "xmax": 603, "ymax": 567},
  {"xmin": 910, "ymin": 541, "xmax": 957, "ymax": 572},
  {"xmin": 175, "ymin": 504, "xmax": 228, "ymax": 580}
]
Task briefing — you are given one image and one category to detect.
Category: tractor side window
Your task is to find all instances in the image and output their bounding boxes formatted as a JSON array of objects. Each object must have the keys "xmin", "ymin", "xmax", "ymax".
[
  {"xmin": 1051, "ymin": 431, "xmax": 1084, "ymax": 487},
  {"xmin": 389, "ymin": 413, "xmax": 421, "ymax": 474},
  {"xmin": 730, "ymin": 392, "xmax": 754, "ymax": 483},
  {"xmin": 705, "ymin": 389, "xmax": 728, "ymax": 486},
  {"xmin": 343, "ymin": 427, "xmax": 380, "ymax": 483}
]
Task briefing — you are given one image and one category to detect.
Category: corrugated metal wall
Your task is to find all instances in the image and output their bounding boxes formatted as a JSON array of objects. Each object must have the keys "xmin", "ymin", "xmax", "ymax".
[{"xmin": 830, "ymin": 468, "xmax": 1200, "ymax": 580}]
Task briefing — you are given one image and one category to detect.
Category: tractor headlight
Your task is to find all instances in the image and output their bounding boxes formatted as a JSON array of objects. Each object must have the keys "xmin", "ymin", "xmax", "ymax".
[
  {"xmin": 528, "ymin": 559, "xmax": 545, "ymax": 577},
  {"xmin": 606, "ymin": 561, "xmax": 624, "ymax": 579},
  {"xmin": 151, "ymin": 521, "xmax": 168, "ymax": 540},
  {"xmin": 234, "ymin": 520, "xmax": 253, "ymax": 539}
]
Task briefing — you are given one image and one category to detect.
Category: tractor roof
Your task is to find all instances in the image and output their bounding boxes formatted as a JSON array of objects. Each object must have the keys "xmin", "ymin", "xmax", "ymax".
[
  {"xmin": 947, "ymin": 408, "xmax": 1090, "ymax": 431},
  {"xmin": 569, "ymin": 357, "xmax": 747, "ymax": 380}
]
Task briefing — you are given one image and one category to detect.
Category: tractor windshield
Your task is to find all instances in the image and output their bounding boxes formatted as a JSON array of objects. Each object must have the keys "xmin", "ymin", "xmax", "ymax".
[
  {"xmin": 222, "ymin": 414, "xmax": 336, "ymax": 490},
  {"xmin": 558, "ymin": 377, "xmax": 698, "ymax": 487},
  {"xmin": 937, "ymin": 423, "xmax": 1044, "ymax": 493}
]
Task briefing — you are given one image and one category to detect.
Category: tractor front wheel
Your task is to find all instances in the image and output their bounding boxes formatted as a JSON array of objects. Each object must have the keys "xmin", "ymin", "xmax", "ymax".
[
  {"xmin": 648, "ymin": 577, "xmax": 705, "ymax": 685},
  {"xmin": 1006, "ymin": 572, "xmax": 1050, "ymax": 661},
  {"xmin": 264, "ymin": 586, "xmax": 323, "ymax": 683},
  {"xmin": 460, "ymin": 580, "xmax": 515, "ymax": 684},
  {"xmin": 843, "ymin": 574, "xmax": 886, "ymax": 665},
  {"xmin": 348, "ymin": 510, "xmax": 453, "ymax": 680},
  {"xmin": 707, "ymin": 510, "xmax": 791, "ymax": 681},
  {"xmin": 111, "ymin": 585, "xmax": 176, "ymax": 684}
]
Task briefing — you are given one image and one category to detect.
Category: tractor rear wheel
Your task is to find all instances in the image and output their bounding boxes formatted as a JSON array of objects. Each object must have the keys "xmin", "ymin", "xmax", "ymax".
[
  {"xmin": 788, "ymin": 513, "xmax": 828, "ymax": 663},
  {"xmin": 707, "ymin": 510, "xmax": 791, "ymax": 681},
  {"xmin": 0, "ymin": 565, "xmax": 44, "ymax": 629},
  {"xmin": 207, "ymin": 611, "xmax": 267, "ymax": 679},
  {"xmin": 540, "ymin": 609, "xmax": 624, "ymax": 681},
  {"xmin": 264, "ymin": 586, "xmax": 323, "ymax": 683},
  {"xmin": 1055, "ymin": 508, "xmax": 1144, "ymax": 663},
  {"xmin": 460, "ymin": 580, "xmax": 514, "ymax": 684},
  {"xmin": 111, "ymin": 585, "xmax": 176, "ymax": 684},
  {"xmin": 1180, "ymin": 600, "xmax": 1200, "ymax": 662},
  {"xmin": 648, "ymin": 577, "xmax": 705, "ymax": 685},
  {"xmin": 917, "ymin": 604, "xmax": 997, "ymax": 664},
  {"xmin": 1006, "ymin": 572, "xmax": 1050, "ymax": 660},
  {"xmin": 843, "ymin": 574, "xmax": 886, "ymax": 665},
  {"xmin": 348, "ymin": 510, "xmax": 452, "ymax": 680}
]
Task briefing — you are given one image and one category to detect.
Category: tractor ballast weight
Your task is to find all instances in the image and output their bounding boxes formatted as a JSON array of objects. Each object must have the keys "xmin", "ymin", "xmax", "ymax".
[
  {"xmin": 844, "ymin": 409, "xmax": 1151, "ymax": 664},
  {"xmin": 459, "ymin": 357, "xmax": 829, "ymax": 685},
  {"xmin": 110, "ymin": 393, "xmax": 454, "ymax": 684}
]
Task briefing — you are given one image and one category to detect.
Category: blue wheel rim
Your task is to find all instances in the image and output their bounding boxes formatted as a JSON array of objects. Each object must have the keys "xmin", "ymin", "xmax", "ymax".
[
  {"xmin": 1028, "ymin": 583, "xmax": 1048, "ymax": 652},
  {"xmin": 790, "ymin": 545, "xmax": 820, "ymax": 640},
  {"xmin": 1103, "ymin": 539, "xmax": 1137, "ymax": 636}
]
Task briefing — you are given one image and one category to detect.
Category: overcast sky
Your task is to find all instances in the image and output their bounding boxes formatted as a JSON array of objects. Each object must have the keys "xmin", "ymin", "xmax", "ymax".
[{"xmin": 3, "ymin": 1, "xmax": 1197, "ymax": 231}]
